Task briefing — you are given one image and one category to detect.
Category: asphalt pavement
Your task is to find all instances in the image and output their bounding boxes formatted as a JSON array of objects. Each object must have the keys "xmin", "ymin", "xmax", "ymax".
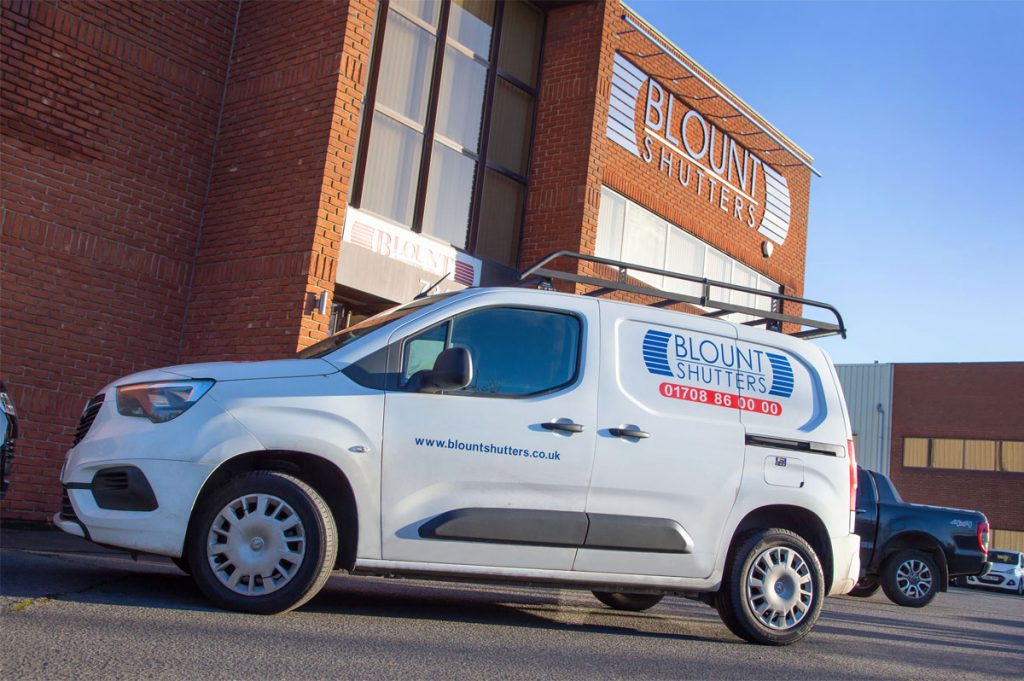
[{"xmin": 1, "ymin": 527, "xmax": 1021, "ymax": 680}]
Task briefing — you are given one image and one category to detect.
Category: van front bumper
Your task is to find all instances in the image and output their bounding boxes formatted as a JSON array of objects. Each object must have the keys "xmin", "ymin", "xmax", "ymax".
[{"xmin": 56, "ymin": 457, "xmax": 215, "ymax": 557}]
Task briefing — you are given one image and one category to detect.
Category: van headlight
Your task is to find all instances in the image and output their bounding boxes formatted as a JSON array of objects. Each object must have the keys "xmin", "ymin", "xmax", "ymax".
[{"xmin": 116, "ymin": 380, "xmax": 214, "ymax": 423}]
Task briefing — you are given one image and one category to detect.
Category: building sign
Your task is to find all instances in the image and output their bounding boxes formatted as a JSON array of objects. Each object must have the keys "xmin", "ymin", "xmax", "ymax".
[
  {"xmin": 342, "ymin": 208, "xmax": 481, "ymax": 286},
  {"xmin": 607, "ymin": 52, "xmax": 791, "ymax": 247}
]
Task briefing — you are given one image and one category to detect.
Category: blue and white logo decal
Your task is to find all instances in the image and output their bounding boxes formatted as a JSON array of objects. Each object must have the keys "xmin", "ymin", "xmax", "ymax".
[
  {"xmin": 642, "ymin": 329, "xmax": 674, "ymax": 377},
  {"xmin": 765, "ymin": 352, "xmax": 794, "ymax": 398},
  {"xmin": 640, "ymin": 328, "xmax": 799, "ymax": 417}
]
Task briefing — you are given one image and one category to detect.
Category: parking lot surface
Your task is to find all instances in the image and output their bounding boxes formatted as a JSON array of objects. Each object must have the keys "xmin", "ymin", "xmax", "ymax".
[{"xmin": 1, "ymin": 528, "xmax": 1021, "ymax": 680}]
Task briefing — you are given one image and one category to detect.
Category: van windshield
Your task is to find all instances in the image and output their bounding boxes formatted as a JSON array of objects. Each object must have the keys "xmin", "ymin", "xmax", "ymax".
[{"xmin": 298, "ymin": 293, "xmax": 459, "ymax": 359}]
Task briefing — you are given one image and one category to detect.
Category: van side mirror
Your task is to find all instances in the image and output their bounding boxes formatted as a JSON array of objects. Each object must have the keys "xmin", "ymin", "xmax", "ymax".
[{"xmin": 417, "ymin": 347, "xmax": 473, "ymax": 393}]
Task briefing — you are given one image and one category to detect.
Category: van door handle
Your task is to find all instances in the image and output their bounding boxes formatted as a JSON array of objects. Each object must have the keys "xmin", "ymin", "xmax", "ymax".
[
  {"xmin": 541, "ymin": 421, "xmax": 584, "ymax": 433},
  {"xmin": 609, "ymin": 428, "xmax": 650, "ymax": 439}
]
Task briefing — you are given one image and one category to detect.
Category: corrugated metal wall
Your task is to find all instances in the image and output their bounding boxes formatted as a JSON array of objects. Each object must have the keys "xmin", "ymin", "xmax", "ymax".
[{"xmin": 836, "ymin": 364, "xmax": 893, "ymax": 474}]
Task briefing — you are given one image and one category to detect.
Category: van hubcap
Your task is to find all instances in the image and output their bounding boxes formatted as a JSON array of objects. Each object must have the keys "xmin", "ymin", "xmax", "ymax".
[
  {"xmin": 746, "ymin": 546, "xmax": 813, "ymax": 630},
  {"xmin": 207, "ymin": 493, "xmax": 306, "ymax": 596}
]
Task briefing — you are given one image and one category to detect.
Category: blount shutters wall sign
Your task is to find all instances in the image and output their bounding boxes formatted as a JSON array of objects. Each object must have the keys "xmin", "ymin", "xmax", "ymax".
[
  {"xmin": 342, "ymin": 207, "xmax": 482, "ymax": 287},
  {"xmin": 607, "ymin": 52, "xmax": 791, "ymax": 247}
]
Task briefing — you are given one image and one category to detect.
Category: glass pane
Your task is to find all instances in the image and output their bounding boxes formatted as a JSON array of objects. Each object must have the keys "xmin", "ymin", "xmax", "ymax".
[
  {"xmin": 451, "ymin": 308, "xmax": 580, "ymax": 396},
  {"xmin": 498, "ymin": 0, "xmax": 543, "ymax": 87},
  {"xmin": 756, "ymin": 275, "xmax": 778, "ymax": 312},
  {"xmin": 448, "ymin": 0, "xmax": 494, "ymax": 57},
  {"xmin": 436, "ymin": 46, "xmax": 487, "ymax": 152},
  {"xmin": 595, "ymin": 188, "xmax": 625, "ymax": 260},
  {"xmin": 663, "ymin": 228, "xmax": 705, "ymax": 298},
  {"xmin": 621, "ymin": 203, "xmax": 666, "ymax": 289},
  {"xmin": 377, "ymin": 11, "xmax": 435, "ymax": 125},
  {"xmin": 361, "ymin": 112, "xmax": 423, "ymax": 226},
  {"xmin": 422, "ymin": 143, "xmax": 476, "ymax": 248},
  {"xmin": 704, "ymin": 248, "xmax": 733, "ymax": 303},
  {"xmin": 476, "ymin": 170, "xmax": 524, "ymax": 267},
  {"xmin": 391, "ymin": 0, "xmax": 440, "ymax": 27},
  {"xmin": 403, "ymin": 322, "xmax": 449, "ymax": 383},
  {"xmin": 731, "ymin": 262, "xmax": 758, "ymax": 322},
  {"xmin": 487, "ymin": 79, "xmax": 533, "ymax": 175}
]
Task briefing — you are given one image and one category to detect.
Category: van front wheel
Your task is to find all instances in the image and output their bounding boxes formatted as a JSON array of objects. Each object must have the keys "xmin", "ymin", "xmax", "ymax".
[
  {"xmin": 187, "ymin": 471, "xmax": 337, "ymax": 614},
  {"xmin": 716, "ymin": 528, "xmax": 825, "ymax": 645}
]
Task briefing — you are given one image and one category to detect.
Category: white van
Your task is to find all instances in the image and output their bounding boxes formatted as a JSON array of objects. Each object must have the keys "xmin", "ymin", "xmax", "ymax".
[{"xmin": 56, "ymin": 252, "xmax": 859, "ymax": 645}]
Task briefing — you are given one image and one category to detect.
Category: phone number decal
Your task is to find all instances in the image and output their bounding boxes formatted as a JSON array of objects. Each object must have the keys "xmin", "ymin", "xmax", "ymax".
[{"xmin": 659, "ymin": 382, "xmax": 783, "ymax": 416}]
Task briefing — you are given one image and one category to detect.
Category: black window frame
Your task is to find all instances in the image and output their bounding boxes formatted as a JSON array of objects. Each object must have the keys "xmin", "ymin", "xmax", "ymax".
[
  {"xmin": 395, "ymin": 305, "xmax": 584, "ymax": 399},
  {"xmin": 350, "ymin": 0, "xmax": 545, "ymax": 265}
]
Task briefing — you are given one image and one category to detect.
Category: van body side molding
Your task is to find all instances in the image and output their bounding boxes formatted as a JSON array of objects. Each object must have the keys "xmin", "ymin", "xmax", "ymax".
[
  {"xmin": 419, "ymin": 508, "xmax": 588, "ymax": 547},
  {"xmin": 418, "ymin": 508, "xmax": 693, "ymax": 553},
  {"xmin": 746, "ymin": 434, "xmax": 843, "ymax": 456}
]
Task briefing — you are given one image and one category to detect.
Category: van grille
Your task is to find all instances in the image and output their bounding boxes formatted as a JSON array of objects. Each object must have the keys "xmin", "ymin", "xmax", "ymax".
[
  {"xmin": 93, "ymin": 468, "xmax": 129, "ymax": 491},
  {"xmin": 73, "ymin": 394, "xmax": 105, "ymax": 446}
]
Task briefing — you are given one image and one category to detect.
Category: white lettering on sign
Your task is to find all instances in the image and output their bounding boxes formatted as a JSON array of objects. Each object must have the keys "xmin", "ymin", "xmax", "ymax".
[
  {"xmin": 606, "ymin": 52, "xmax": 792, "ymax": 247},
  {"xmin": 342, "ymin": 208, "xmax": 480, "ymax": 286}
]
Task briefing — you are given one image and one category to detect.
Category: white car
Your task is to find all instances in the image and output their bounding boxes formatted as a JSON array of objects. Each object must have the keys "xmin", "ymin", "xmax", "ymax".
[
  {"xmin": 56, "ymin": 253, "xmax": 860, "ymax": 645},
  {"xmin": 965, "ymin": 550, "xmax": 1024, "ymax": 595}
]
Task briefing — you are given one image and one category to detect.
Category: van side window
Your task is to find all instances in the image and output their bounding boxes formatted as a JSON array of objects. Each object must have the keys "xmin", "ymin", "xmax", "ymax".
[
  {"xmin": 402, "ymin": 308, "xmax": 581, "ymax": 397},
  {"xmin": 403, "ymin": 322, "xmax": 449, "ymax": 383}
]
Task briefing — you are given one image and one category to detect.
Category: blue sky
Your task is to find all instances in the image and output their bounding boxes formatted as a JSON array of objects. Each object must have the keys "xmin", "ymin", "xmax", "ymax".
[{"xmin": 625, "ymin": 0, "xmax": 1024, "ymax": 364}]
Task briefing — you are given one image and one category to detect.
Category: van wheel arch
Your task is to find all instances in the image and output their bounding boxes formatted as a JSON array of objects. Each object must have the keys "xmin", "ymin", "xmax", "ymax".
[
  {"xmin": 728, "ymin": 505, "xmax": 834, "ymax": 591},
  {"xmin": 185, "ymin": 451, "xmax": 358, "ymax": 572}
]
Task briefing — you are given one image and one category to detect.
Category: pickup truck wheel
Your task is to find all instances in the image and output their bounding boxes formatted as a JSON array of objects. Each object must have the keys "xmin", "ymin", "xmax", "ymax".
[
  {"xmin": 592, "ymin": 591, "xmax": 664, "ymax": 612},
  {"xmin": 187, "ymin": 471, "xmax": 337, "ymax": 614},
  {"xmin": 715, "ymin": 528, "xmax": 824, "ymax": 646},
  {"xmin": 847, "ymin": 576, "xmax": 880, "ymax": 598},
  {"xmin": 880, "ymin": 549, "xmax": 938, "ymax": 607}
]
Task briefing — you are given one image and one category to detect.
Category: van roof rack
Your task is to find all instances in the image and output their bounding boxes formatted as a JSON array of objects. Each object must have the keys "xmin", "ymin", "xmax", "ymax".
[{"xmin": 518, "ymin": 251, "xmax": 846, "ymax": 340}]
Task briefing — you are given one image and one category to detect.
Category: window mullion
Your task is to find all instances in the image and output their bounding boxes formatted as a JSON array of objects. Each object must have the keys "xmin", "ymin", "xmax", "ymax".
[
  {"xmin": 350, "ymin": 1, "xmax": 390, "ymax": 209},
  {"xmin": 467, "ymin": 0, "xmax": 504, "ymax": 255},
  {"xmin": 411, "ymin": 2, "xmax": 451, "ymax": 233}
]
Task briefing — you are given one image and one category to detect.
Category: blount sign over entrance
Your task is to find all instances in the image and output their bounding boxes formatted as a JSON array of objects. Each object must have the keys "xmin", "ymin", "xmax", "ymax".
[{"xmin": 607, "ymin": 52, "xmax": 792, "ymax": 247}]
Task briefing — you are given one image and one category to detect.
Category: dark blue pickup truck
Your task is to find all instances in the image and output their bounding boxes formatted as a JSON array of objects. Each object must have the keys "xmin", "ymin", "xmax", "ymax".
[{"xmin": 850, "ymin": 467, "xmax": 990, "ymax": 607}]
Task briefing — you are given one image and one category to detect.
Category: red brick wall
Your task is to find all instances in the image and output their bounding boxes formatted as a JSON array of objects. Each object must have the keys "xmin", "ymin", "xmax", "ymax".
[
  {"xmin": 597, "ymin": 4, "xmax": 810, "ymax": 300},
  {"xmin": 1, "ymin": 0, "xmax": 238, "ymax": 521},
  {"xmin": 180, "ymin": 0, "xmax": 372, "ymax": 361},
  {"xmin": 889, "ymin": 363, "xmax": 1024, "ymax": 532},
  {"xmin": 519, "ymin": 0, "xmax": 612, "ymax": 272},
  {"xmin": 520, "ymin": 1, "xmax": 810, "ymax": 302}
]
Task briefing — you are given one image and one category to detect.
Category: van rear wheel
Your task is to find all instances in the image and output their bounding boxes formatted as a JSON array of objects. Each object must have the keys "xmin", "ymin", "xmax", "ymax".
[
  {"xmin": 716, "ymin": 528, "xmax": 825, "ymax": 646},
  {"xmin": 187, "ymin": 471, "xmax": 337, "ymax": 614},
  {"xmin": 592, "ymin": 591, "xmax": 664, "ymax": 612}
]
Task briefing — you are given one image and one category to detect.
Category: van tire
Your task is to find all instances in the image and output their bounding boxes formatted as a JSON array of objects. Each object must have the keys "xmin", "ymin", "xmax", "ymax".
[
  {"xmin": 187, "ymin": 471, "xmax": 337, "ymax": 614},
  {"xmin": 880, "ymin": 549, "xmax": 938, "ymax": 607},
  {"xmin": 592, "ymin": 591, "xmax": 664, "ymax": 612},
  {"xmin": 716, "ymin": 528, "xmax": 825, "ymax": 646},
  {"xmin": 847, "ymin": 576, "xmax": 880, "ymax": 598}
]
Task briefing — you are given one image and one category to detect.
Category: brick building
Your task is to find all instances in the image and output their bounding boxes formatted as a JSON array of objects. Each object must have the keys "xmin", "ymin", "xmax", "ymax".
[
  {"xmin": 838, "ymin": 363, "xmax": 1024, "ymax": 552},
  {"xmin": 1, "ymin": 0, "xmax": 817, "ymax": 522}
]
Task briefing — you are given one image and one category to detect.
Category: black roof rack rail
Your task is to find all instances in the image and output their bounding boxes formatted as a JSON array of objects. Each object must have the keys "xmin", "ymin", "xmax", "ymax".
[{"xmin": 518, "ymin": 251, "xmax": 847, "ymax": 340}]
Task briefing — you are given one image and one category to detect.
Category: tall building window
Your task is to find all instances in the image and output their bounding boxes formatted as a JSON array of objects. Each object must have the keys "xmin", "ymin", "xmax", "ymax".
[
  {"xmin": 352, "ymin": 0, "xmax": 544, "ymax": 268},
  {"xmin": 597, "ymin": 187, "xmax": 781, "ymax": 322}
]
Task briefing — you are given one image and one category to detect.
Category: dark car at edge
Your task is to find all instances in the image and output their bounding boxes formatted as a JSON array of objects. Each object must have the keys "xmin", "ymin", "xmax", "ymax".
[{"xmin": 850, "ymin": 467, "xmax": 990, "ymax": 607}]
